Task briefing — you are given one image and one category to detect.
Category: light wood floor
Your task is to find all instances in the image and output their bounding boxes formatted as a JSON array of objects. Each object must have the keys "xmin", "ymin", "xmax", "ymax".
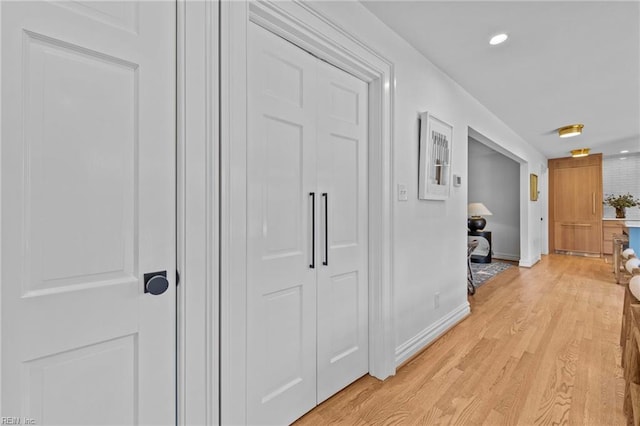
[{"xmin": 296, "ymin": 254, "xmax": 626, "ymax": 425}]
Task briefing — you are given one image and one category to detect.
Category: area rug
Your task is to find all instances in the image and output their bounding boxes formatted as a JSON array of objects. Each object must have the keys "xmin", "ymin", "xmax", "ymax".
[{"xmin": 470, "ymin": 261, "xmax": 514, "ymax": 288}]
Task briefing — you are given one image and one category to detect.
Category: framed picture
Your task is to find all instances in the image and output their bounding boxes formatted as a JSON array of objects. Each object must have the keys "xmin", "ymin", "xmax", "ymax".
[
  {"xmin": 530, "ymin": 173, "xmax": 538, "ymax": 201},
  {"xmin": 418, "ymin": 112, "xmax": 453, "ymax": 200}
]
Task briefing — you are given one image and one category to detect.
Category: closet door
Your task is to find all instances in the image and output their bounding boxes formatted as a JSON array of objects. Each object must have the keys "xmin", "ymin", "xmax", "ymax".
[
  {"xmin": 246, "ymin": 24, "xmax": 318, "ymax": 425},
  {"xmin": 247, "ymin": 22, "xmax": 370, "ymax": 424},
  {"xmin": 316, "ymin": 60, "xmax": 369, "ymax": 403}
]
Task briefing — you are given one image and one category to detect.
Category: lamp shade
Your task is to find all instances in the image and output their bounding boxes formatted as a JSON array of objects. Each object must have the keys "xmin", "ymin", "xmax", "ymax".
[{"xmin": 468, "ymin": 203, "xmax": 493, "ymax": 217}]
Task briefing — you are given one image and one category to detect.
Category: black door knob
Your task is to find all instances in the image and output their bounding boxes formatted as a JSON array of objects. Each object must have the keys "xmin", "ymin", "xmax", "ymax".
[{"xmin": 144, "ymin": 271, "xmax": 169, "ymax": 295}]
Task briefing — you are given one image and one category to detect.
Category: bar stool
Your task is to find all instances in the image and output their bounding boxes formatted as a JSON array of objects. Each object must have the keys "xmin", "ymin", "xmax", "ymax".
[{"xmin": 614, "ymin": 234, "xmax": 630, "ymax": 284}]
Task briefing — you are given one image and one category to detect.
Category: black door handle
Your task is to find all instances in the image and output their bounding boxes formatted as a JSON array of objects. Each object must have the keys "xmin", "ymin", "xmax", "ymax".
[
  {"xmin": 144, "ymin": 271, "xmax": 169, "ymax": 295},
  {"xmin": 323, "ymin": 193, "xmax": 328, "ymax": 266},
  {"xmin": 310, "ymin": 192, "xmax": 315, "ymax": 269}
]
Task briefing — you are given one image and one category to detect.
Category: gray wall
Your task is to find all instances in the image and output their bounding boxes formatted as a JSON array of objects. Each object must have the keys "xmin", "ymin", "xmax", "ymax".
[{"xmin": 468, "ymin": 138, "xmax": 521, "ymax": 260}]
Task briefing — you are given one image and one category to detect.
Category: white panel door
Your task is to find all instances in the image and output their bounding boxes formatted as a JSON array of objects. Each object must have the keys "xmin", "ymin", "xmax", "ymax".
[
  {"xmin": 316, "ymin": 60, "xmax": 369, "ymax": 404},
  {"xmin": 246, "ymin": 24, "xmax": 318, "ymax": 425},
  {"xmin": 1, "ymin": 2, "xmax": 176, "ymax": 425},
  {"xmin": 247, "ymin": 23, "xmax": 369, "ymax": 424}
]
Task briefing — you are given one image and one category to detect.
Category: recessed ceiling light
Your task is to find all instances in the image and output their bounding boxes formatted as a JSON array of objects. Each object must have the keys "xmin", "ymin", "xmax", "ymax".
[
  {"xmin": 559, "ymin": 124, "xmax": 584, "ymax": 138},
  {"xmin": 489, "ymin": 33, "xmax": 508, "ymax": 45},
  {"xmin": 621, "ymin": 157, "xmax": 628, "ymax": 160},
  {"xmin": 621, "ymin": 150, "xmax": 629, "ymax": 154}
]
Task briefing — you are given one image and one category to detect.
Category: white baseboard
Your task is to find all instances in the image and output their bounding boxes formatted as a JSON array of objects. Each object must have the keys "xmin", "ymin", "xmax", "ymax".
[
  {"xmin": 395, "ymin": 302, "xmax": 470, "ymax": 367},
  {"xmin": 493, "ymin": 252, "xmax": 520, "ymax": 262},
  {"xmin": 518, "ymin": 255, "xmax": 541, "ymax": 268}
]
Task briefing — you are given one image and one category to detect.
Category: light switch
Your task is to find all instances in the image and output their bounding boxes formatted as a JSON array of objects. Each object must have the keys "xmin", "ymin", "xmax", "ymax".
[{"xmin": 398, "ymin": 184, "xmax": 408, "ymax": 201}]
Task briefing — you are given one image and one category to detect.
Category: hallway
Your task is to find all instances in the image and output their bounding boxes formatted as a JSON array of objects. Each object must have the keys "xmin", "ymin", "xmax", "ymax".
[{"xmin": 297, "ymin": 254, "xmax": 625, "ymax": 425}]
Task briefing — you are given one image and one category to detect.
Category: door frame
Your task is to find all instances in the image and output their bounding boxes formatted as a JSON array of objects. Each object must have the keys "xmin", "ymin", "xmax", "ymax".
[
  {"xmin": 467, "ymin": 127, "xmax": 543, "ymax": 267},
  {"xmin": 220, "ymin": 1, "xmax": 395, "ymax": 423},
  {"xmin": 176, "ymin": 0, "xmax": 220, "ymax": 424}
]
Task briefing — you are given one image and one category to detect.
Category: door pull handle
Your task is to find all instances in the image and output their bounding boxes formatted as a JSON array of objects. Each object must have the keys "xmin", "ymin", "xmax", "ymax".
[
  {"xmin": 323, "ymin": 193, "xmax": 328, "ymax": 266},
  {"xmin": 310, "ymin": 192, "xmax": 315, "ymax": 269}
]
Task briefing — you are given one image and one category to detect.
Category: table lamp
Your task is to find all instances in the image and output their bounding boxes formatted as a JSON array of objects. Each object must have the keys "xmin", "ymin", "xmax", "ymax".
[{"xmin": 468, "ymin": 202, "xmax": 492, "ymax": 232}]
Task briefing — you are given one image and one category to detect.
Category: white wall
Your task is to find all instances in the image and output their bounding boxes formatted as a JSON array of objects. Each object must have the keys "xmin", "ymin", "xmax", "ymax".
[
  {"xmin": 306, "ymin": 0, "xmax": 548, "ymax": 365},
  {"xmin": 603, "ymin": 153, "xmax": 640, "ymax": 220},
  {"xmin": 468, "ymin": 138, "xmax": 520, "ymax": 261}
]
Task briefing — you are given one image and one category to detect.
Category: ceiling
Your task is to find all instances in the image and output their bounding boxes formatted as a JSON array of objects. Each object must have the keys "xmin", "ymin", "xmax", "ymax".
[{"xmin": 360, "ymin": 1, "xmax": 640, "ymax": 159}]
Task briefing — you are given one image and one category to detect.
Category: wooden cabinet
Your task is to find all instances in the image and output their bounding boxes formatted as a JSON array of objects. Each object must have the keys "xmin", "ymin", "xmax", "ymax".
[
  {"xmin": 603, "ymin": 220, "xmax": 625, "ymax": 255},
  {"xmin": 554, "ymin": 222, "xmax": 601, "ymax": 253},
  {"xmin": 549, "ymin": 154, "xmax": 603, "ymax": 255}
]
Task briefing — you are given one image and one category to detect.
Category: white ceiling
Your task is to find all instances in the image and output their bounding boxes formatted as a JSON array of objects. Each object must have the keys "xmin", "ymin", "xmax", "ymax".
[{"xmin": 360, "ymin": 1, "xmax": 640, "ymax": 159}]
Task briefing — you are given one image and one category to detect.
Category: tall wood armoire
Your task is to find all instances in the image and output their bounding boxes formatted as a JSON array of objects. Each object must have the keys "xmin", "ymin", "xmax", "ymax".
[{"xmin": 549, "ymin": 154, "xmax": 603, "ymax": 255}]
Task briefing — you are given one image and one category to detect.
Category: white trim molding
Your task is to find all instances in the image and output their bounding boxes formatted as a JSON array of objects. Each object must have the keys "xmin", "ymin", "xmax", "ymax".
[
  {"xmin": 519, "ymin": 256, "xmax": 541, "ymax": 268},
  {"xmin": 177, "ymin": 0, "xmax": 219, "ymax": 424},
  {"xmin": 0, "ymin": 1, "xmax": 3, "ymax": 414},
  {"xmin": 220, "ymin": 1, "xmax": 395, "ymax": 423},
  {"xmin": 395, "ymin": 303, "xmax": 470, "ymax": 367},
  {"xmin": 493, "ymin": 253, "xmax": 520, "ymax": 262}
]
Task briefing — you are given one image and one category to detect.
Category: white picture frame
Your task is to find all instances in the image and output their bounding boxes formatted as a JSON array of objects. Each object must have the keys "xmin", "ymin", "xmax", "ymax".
[{"xmin": 418, "ymin": 111, "xmax": 453, "ymax": 200}]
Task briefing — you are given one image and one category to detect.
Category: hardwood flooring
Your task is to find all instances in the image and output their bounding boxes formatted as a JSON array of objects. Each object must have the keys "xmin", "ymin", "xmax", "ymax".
[{"xmin": 296, "ymin": 254, "xmax": 626, "ymax": 425}]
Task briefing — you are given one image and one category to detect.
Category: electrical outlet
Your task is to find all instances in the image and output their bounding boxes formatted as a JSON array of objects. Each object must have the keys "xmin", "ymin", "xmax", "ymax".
[{"xmin": 434, "ymin": 292, "xmax": 440, "ymax": 309}]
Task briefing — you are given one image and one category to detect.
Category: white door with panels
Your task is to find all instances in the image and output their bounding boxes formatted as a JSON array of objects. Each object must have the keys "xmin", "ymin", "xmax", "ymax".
[
  {"xmin": 1, "ymin": 2, "xmax": 176, "ymax": 425},
  {"xmin": 315, "ymin": 59, "xmax": 369, "ymax": 405},
  {"xmin": 247, "ymin": 23, "xmax": 369, "ymax": 424}
]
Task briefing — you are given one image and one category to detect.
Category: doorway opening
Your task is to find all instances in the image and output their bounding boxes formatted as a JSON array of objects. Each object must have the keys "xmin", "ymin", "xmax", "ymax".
[{"xmin": 467, "ymin": 137, "xmax": 521, "ymax": 264}]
